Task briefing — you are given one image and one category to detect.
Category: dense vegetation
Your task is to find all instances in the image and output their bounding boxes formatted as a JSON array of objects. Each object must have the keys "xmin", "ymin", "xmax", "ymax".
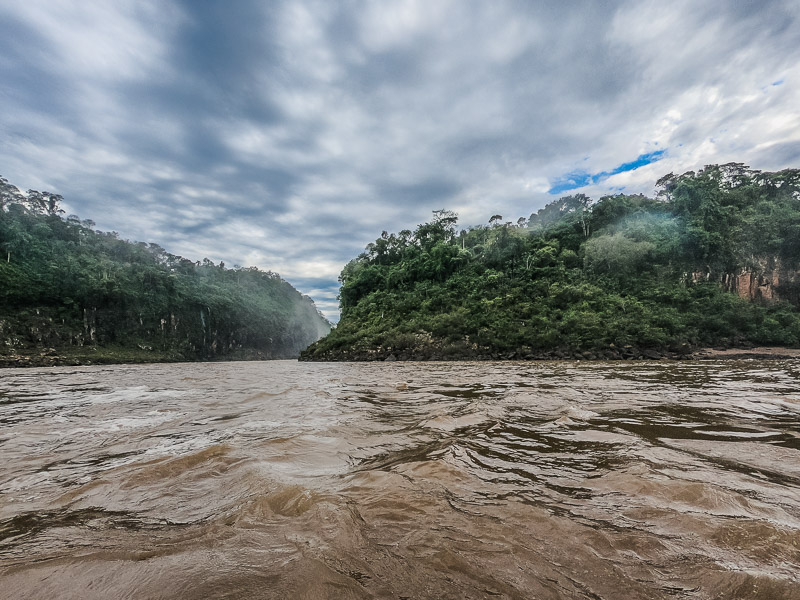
[
  {"xmin": 302, "ymin": 164, "xmax": 800, "ymax": 361},
  {"xmin": 0, "ymin": 176, "xmax": 330, "ymax": 365}
]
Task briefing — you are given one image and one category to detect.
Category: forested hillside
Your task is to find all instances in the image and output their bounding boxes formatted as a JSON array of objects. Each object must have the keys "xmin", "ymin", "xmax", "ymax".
[
  {"xmin": 0, "ymin": 176, "xmax": 330, "ymax": 366},
  {"xmin": 302, "ymin": 164, "xmax": 800, "ymax": 361}
]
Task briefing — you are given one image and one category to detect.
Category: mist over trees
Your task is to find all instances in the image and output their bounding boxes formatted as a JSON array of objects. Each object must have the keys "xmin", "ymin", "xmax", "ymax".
[
  {"xmin": 302, "ymin": 164, "xmax": 800, "ymax": 361},
  {"xmin": 0, "ymin": 176, "xmax": 330, "ymax": 364}
]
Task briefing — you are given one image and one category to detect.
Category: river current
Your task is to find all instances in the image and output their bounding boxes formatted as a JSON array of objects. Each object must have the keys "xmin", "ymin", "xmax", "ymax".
[{"xmin": 1, "ymin": 360, "xmax": 798, "ymax": 599}]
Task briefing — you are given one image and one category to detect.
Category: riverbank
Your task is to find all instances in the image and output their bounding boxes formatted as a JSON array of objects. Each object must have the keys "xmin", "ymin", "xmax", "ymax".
[
  {"xmin": 302, "ymin": 343, "xmax": 800, "ymax": 362},
  {"xmin": 4, "ymin": 344, "xmax": 798, "ymax": 368},
  {"xmin": 0, "ymin": 346, "xmax": 181, "ymax": 368},
  {"xmin": 0, "ymin": 346, "xmax": 288, "ymax": 368},
  {"xmin": 694, "ymin": 347, "xmax": 800, "ymax": 359}
]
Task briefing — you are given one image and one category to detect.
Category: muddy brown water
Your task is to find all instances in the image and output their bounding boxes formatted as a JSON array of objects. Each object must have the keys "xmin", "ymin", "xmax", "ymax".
[{"xmin": 1, "ymin": 360, "xmax": 799, "ymax": 599}]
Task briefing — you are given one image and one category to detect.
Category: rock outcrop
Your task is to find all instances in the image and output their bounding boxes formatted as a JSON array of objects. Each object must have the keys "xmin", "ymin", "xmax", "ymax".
[{"xmin": 691, "ymin": 257, "xmax": 800, "ymax": 306}]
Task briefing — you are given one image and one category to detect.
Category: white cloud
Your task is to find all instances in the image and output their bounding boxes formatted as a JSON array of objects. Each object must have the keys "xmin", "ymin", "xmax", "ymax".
[{"xmin": 0, "ymin": 0, "xmax": 180, "ymax": 81}]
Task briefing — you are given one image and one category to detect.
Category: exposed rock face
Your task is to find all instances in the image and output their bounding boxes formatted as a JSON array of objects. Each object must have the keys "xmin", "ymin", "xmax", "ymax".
[
  {"xmin": 738, "ymin": 262, "xmax": 799, "ymax": 305},
  {"xmin": 735, "ymin": 270, "xmax": 781, "ymax": 302},
  {"xmin": 692, "ymin": 257, "xmax": 800, "ymax": 306}
]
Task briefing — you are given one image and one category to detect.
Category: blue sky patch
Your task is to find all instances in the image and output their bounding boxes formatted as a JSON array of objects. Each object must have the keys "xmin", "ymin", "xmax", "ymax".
[
  {"xmin": 547, "ymin": 171, "xmax": 594, "ymax": 195},
  {"xmin": 548, "ymin": 150, "xmax": 666, "ymax": 194}
]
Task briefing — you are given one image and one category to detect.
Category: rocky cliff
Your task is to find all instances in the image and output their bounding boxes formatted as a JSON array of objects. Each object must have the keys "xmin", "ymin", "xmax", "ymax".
[{"xmin": 693, "ymin": 257, "xmax": 800, "ymax": 306}]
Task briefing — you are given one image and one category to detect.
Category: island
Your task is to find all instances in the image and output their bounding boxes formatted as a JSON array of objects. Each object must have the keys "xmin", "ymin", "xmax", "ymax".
[{"xmin": 302, "ymin": 163, "xmax": 800, "ymax": 361}]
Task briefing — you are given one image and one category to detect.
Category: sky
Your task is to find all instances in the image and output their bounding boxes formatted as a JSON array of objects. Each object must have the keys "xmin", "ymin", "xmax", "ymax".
[{"xmin": 1, "ymin": 0, "xmax": 799, "ymax": 321}]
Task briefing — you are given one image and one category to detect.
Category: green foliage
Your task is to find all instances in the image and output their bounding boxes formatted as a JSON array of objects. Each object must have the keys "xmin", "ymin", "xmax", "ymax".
[
  {"xmin": 0, "ymin": 176, "xmax": 330, "ymax": 361},
  {"xmin": 583, "ymin": 233, "xmax": 655, "ymax": 276},
  {"xmin": 303, "ymin": 163, "xmax": 800, "ymax": 360}
]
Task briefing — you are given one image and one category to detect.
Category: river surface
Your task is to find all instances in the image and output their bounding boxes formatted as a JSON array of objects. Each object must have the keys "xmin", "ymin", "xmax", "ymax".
[{"xmin": 1, "ymin": 360, "xmax": 799, "ymax": 599}]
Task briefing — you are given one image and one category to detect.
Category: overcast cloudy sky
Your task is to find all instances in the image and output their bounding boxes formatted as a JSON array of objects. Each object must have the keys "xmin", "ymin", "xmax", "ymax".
[{"xmin": 1, "ymin": 0, "xmax": 799, "ymax": 320}]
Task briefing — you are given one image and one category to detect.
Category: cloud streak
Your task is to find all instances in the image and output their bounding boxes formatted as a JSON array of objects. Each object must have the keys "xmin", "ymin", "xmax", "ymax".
[{"xmin": 1, "ymin": 0, "xmax": 799, "ymax": 320}]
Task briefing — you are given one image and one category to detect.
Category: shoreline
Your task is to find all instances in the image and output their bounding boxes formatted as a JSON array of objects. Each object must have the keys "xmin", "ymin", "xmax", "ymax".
[
  {"xmin": 5, "ymin": 346, "xmax": 798, "ymax": 368},
  {"xmin": 0, "ymin": 346, "xmax": 297, "ymax": 369},
  {"xmin": 692, "ymin": 347, "xmax": 800, "ymax": 360},
  {"xmin": 302, "ymin": 349, "xmax": 800, "ymax": 363}
]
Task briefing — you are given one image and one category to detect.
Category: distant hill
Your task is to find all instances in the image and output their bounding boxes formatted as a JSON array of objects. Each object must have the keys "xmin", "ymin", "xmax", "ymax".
[
  {"xmin": 301, "ymin": 163, "xmax": 800, "ymax": 361},
  {"xmin": 0, "ymin": 175, "xmax": 330, "ymax": 366}
]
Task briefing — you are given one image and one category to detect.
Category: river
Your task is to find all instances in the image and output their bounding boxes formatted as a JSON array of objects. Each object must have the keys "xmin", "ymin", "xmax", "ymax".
[{"xmin": 1, "ymin": 360, "xmax": 799, "ymax": 599}]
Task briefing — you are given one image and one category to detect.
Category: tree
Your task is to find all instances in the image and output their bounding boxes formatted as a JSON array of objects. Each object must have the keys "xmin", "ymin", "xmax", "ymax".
[
  {"xmin": 0, "ymin": 176, "xmax": 24, "ymax": 210},
  {"xmin": 24, "ymin": 190, "xmax": 64, "ymax": 216},
  {"xmin": 583, "ymin": 233, "xmax": 655, "ymax": 276}
]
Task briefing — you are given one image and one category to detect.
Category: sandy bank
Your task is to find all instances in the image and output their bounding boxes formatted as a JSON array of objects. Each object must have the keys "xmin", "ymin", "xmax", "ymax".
[{"xmin": 694, "ymin": 347, "xmax": 800, "ymax": 359}]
